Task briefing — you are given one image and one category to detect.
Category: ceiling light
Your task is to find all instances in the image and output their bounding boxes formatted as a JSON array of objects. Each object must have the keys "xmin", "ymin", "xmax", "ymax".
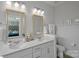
[
  {"xmin": 14, "ymin": 2, "xmax": 19, "ymax": 7},
  {"xmin": 6, "ymin": 1, "xmax": 11, "ymax": 6},
  {"xmin": 21, "ymin": 4, "xmax": 25, "ymax": 9}
]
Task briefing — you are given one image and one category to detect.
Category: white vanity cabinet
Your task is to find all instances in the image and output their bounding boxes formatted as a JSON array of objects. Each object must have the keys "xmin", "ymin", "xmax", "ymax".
[
  {"xmin": 3, "ymin": 40, "xmax": 56, "ymax": 58},
  {"xmin": 3, "ymin": 48, "xmax": 33, "ymax": 58}
]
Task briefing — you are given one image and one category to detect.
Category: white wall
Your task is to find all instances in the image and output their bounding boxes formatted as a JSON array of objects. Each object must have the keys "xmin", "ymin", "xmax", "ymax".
[
  {"xmin": 0, "ymin": 1, "xmax": 54, "ymax": 41},
  {"xmin": 24, "ymin": 1, "xmax": 54, "ymax": 33},
  {"xmin": 55, "ymin": 1, "xmax": 79, "ymax": 50}
]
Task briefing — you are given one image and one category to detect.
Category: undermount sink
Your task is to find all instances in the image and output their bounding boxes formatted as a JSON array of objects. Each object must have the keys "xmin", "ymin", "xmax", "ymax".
[
  {"xmin": 8, "ymin": 40, "xmax": 22, "ymax": 49},
  {"xmin": 7, "ymin": 38, "xmax": 25, "ymax": 49}
]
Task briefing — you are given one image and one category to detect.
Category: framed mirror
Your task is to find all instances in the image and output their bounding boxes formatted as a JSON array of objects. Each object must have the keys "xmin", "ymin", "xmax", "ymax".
[
  {"xmin": 6, "ymin": 9, "xmax": 26, "ymax": 38},
  {"xmin": 32, "ymin": 15, "xmax": 44, "ymax": 38}
]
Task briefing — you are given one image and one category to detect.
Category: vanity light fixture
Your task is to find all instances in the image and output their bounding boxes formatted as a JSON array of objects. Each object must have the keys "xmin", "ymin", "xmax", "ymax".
[
  {"xmin": 33, "ymin": 8, "xmax": 37, "ymax": 14},
  {"xmin": 6, "ymin": 1, "xmax": 11, "ymax": 6},
  {"xmin": 6, "ymin": 2, "xmax": 26, "ymax": 11},
  {"xmin": 21, "ymin": 4, "xmax": 25, "ymax": 9},
  {"xmin": 32, "ymin": 8, "xmax": 44, "ymax": 16},
  {"xmin": 14, "ymin": 2, "xmax": 19, "ymax": 8}
]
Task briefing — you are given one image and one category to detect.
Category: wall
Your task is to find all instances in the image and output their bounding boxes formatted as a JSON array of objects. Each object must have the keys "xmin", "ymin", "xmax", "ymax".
[
  {"xmin": 55, "ymin": 1, "xmax": 79, "ymax": 50},
  {"xmin": 0, "ymin": 1, "xmax": 54, "ymax": 41},
  {"xmin": 24, "ymin": 1, "xmax": 54, "ymax": 33}
]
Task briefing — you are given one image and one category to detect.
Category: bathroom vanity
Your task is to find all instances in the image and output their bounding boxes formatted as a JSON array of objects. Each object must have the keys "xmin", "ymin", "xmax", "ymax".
[
  {"xmin": 0, "ymin": 34, "xmax": 56, "ymax": 58},
  {"xmin": 0, "ymin": 5, "xmax": 57, "ymax": 58}
]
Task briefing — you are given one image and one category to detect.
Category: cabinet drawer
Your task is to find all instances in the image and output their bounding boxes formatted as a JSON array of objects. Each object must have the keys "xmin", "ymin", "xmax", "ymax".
[
  {"xmin": 3, "ymin": 48, "xmax": 32, "ymax": 58},
  {"xmin": 33, "ymin": 45, "xmax": 42, "ymax": 53},
  {"xmin": 33, "ymin": 52, "xmax": 41, "ymax": 58},
  {"xmin": 21, "ymin": 53, "xmax": 32, "ymax": 58}
]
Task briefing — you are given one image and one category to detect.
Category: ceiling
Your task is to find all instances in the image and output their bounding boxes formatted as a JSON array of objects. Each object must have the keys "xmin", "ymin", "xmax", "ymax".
[{"xmin": 44, "ymin": 1, "xmax": 64, "ymax": 6}]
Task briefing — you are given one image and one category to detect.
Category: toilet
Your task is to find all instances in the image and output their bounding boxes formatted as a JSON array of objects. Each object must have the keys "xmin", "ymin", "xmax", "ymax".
[{"xmin": 56, "ymin": 45, "xmax": 65, "ymax": 58}]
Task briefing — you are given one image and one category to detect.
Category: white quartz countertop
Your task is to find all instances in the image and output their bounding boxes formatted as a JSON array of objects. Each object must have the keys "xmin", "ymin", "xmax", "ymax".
[{"xmin": 0, "ymin": 34, "xmax": 55, "ymax": 56}]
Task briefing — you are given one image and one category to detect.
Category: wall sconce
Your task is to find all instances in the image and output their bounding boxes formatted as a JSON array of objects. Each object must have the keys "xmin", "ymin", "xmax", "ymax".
[{"xmin": 32, "ymin": 8, "xmax": 44, "ymax": 16}]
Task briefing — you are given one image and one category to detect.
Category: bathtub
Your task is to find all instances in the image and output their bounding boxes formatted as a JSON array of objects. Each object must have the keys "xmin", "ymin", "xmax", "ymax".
[{"xmin": 65, "ymin": 50, "xmax": 79, "ymax": 58}]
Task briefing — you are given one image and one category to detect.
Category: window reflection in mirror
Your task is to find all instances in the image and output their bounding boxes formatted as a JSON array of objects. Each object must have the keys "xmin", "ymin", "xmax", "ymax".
[{"xmin": 6, "ymin": 10, "xmax": 26, "ymax": 38}]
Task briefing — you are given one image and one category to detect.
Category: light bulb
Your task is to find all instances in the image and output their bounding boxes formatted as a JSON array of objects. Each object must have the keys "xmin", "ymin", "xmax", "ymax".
[
  {"xmin": 37, "ymin": 10, "xmax": 41, "ymax": 15},
  {"xmin": 6, "ymin": 1, "xmax": 11, "ymax": 6},
  {"xmin": 33, "ymin": 8, "xmax": 37, "ymax": 14},
  {"xmin": 21, "ymin": 4, "xmax": 25, "ymax": 9},
  {"xmin": 14, "ymin": 2, "xmax": 19, "ymax": 7},
  {"xmin": 41, "ymin": 11, "xmax": 44, "ymax": 16}
]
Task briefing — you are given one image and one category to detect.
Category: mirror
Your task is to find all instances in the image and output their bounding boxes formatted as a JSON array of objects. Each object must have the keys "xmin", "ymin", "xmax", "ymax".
[
  {"xmin": 32, "ymin": 15, "xmax": 44, "ymax": 38},
  {"xmin": 6, "ymin": 10, "xmax": 26, "ymax": 38}
]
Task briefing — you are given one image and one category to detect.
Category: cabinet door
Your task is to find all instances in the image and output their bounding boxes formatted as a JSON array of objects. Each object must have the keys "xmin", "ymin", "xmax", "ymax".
[
  {"xmin": 32, "ymin": 45, "xmax": 42, "ymax": 58},
  {"xmin": 41, "ymin": 41, "xmax": 56, "ymax": 58},
  {"xmin": 47, "ymin": 43, "xmax": 55, "ymax": 58},
  {"xmin": 48, "ymin": 41, "xmax": 56, "ymax": 58},
  {"xmin": 41, "ymin": 42, "xmax": 49, "ymax": 58}
]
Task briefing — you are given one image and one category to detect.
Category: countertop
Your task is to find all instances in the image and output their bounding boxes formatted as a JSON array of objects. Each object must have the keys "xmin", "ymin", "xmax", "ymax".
[{"xmin": 0, "ymin": 34, "xmax": 55, "ymax": 56}]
